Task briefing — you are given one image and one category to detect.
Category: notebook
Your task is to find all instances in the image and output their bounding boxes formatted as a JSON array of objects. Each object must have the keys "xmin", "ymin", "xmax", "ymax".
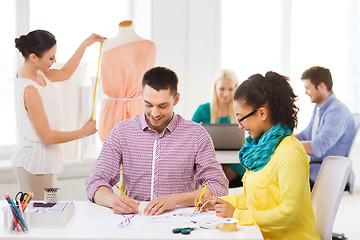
[
  {"xmin": 202, "ymin": 123, "xmax": 245, "ymax": 150},
  {"xmin": 29, "ymin": 201, "xmax": 75, "ymax": 228}
]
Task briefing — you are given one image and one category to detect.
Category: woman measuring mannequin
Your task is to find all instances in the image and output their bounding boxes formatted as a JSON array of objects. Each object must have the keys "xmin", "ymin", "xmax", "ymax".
[{"xmin": 13, "ymin": 29, "xmax": 105, "ymax": 200}]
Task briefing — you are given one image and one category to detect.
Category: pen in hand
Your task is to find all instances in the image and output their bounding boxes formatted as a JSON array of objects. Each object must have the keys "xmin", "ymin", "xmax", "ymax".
[{"xmin": 115, "ymin": 184, "xmax": 141, "ymax": 214}]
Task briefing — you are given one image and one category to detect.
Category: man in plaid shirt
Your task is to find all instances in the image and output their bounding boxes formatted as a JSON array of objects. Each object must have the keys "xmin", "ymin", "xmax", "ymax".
[{"xmin": 86, "ymin": 67, "xmax": 228, "ymax": 216}]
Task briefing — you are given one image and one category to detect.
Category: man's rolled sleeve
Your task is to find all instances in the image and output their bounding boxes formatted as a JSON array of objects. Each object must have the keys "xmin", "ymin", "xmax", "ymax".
[{"xmin": 86, "ymin": 177, "xmax": 115, "ymax": 202}]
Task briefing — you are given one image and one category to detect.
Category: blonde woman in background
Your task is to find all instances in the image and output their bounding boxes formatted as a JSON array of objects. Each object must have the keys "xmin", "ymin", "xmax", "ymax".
[{"xmin": 192, "ymin": 69, "xmax": 246, "ymax": 187}]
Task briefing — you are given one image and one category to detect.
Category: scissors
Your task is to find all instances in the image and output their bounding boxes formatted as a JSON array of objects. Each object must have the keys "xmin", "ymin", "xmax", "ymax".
[
  {"xmin": 15, "ymin": 191, "xmax": 29, "ymax": 206},
  {"xmin": 172, "ymin": 227, "xmax": 195, "ymax": 235}
]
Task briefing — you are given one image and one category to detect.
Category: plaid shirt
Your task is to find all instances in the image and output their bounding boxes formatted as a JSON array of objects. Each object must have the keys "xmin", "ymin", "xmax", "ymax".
[{"xmin": 86, "ymin": 113, "xmax": 228, "ymax": 201}]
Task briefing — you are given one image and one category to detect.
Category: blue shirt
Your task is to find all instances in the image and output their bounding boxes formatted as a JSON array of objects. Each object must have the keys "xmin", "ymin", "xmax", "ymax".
[{"xmin": 297, "ymin": 93, "xmax": 355, "ymax": 182}]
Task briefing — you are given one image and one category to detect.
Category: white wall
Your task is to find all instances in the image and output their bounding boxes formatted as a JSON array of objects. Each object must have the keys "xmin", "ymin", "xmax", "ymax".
[
  {"xmin": 54, "ymin": 63, "xmax": 89, "ymax": 159},
  {"xmin": 150, "ymin": 0, "xmax": 221, "ymax": 119},
  {"xmin": 348, "ymin": 0, "xmax": 360, "ymax": 114}
]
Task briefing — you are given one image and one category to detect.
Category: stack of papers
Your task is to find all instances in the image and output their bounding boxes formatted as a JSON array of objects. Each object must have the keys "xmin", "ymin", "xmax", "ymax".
[{"xmin": 29, "ymin": 201, "xmax": 75, "ymax": 228}]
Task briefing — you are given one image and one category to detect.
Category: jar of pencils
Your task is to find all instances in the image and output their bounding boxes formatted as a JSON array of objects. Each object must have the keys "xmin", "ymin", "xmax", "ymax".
[{"xmin": 7, "ymin": 203, "xmax": 30, "ymax": 234}]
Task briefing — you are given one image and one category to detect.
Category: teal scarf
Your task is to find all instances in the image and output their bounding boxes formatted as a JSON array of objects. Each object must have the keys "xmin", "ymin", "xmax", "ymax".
[{"xmin": 239, "ymin": 124, "xmax": 292, "ymax": 172}]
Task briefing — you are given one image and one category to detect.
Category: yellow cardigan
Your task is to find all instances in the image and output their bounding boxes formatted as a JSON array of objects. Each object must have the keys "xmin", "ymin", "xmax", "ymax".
[{"xmin": 221, "ymin": 135, "xmax": 320, "ymax": 240}]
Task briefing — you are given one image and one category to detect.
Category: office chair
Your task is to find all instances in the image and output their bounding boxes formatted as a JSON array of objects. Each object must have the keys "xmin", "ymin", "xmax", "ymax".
[
  {"xmin": 351, "ymin": 113, "xmax": 360, "ymax": 132},
  {"xmin": 311, "ymin": 156, "xmax": 352, "ymax": 240}
]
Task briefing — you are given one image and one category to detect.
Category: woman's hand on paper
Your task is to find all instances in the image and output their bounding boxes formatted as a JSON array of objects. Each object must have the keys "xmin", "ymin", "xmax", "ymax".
[
  {"xmin": 143, "ymin": 195, "xmax": 177, "ymax": 216},
  {"xmin": 112, "ymin": 194, "xmax": 140, "ymax": 214}
]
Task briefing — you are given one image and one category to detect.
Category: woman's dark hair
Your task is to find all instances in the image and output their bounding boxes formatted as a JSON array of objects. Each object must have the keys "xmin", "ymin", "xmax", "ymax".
[
  {"xmin": 234, "ymin": 71, "xmax": 298, "ymax": 130},
  {"xmin": 15, "ymin": 30, "xmax": 56, "ymax": 58},
  {"xmin": 142, "ymin": 66, "xmax": 178, "ymax": 96}
]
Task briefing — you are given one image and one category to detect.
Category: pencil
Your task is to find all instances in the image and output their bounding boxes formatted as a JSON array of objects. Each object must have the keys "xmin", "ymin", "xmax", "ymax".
[
  {"xmin": 22, "ymin": 192, "xmax": 32, "ymax": 211},
  {"xmin": 194, "ymin": 182, "xmax": 208, "ymax": 213},
  {"xmin": 5, "ymin": 194, "xmax": 20, "ymax": 232},
  {"xmin": 6, "ymin": 195, "xmax": 27, "ymax": 231},
  {"xmin": 115, "ymin": 184, "xmax": 141, "ymax": 214}
]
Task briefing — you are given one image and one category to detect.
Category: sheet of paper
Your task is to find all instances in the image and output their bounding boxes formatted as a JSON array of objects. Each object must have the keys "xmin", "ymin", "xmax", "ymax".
[{"xmin": 96, "ymin": 207, "xmax": 222, "ymax": 229}]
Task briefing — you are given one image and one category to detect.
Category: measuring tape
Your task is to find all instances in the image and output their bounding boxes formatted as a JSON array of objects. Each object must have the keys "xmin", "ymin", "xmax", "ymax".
[{"xmin": 90, "ymin": 42, "xmax": 103, "ymax": 120}]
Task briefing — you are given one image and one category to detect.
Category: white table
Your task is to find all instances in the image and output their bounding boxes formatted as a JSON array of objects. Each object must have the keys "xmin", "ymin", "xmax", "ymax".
[
  {"xmin": 216, "ymin": 151, "xmax": 240, "ymax": 164},
  {"xmin": 0, "ymin": 201, "xmax": 263, "ymax": 240}
]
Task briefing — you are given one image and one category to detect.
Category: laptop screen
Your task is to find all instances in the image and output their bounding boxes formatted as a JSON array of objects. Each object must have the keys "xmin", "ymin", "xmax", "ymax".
[{"xmin": 201, "ymin": 123, "xmax": 245, "ymax": 151}]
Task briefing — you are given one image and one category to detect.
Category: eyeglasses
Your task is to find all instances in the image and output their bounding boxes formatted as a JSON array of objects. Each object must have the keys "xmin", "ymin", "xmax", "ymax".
[{"xmin": 235, "ymin": 109, "xmax": 257, "ymax": 127}]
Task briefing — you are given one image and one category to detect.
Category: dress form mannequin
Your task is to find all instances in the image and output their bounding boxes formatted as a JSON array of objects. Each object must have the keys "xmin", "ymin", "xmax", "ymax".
[
  {"xmin": 101, "ymin": 20, "xmax": 145, "ymax": 54},
  {"xmin": 98, "ymin": 20, "xmax": 156, "ymax": 142}
]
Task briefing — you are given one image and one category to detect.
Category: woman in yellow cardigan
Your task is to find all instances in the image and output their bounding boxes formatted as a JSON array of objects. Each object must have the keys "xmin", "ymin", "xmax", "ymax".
[{"xmin": 198, "ymin": 72, "xmax": 320, "ymax": 240}]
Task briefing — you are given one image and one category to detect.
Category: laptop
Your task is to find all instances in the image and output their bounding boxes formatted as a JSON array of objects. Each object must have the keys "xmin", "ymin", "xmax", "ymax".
[{"xmin": 201, "ymin": 123, "xmax": 245, "ymax": 150}]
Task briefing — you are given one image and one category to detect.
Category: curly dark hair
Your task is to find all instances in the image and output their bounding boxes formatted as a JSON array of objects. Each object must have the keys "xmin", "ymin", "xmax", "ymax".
[{"xmin": 234, "ymin": 71, "xmax": 299, "ymax": 130}]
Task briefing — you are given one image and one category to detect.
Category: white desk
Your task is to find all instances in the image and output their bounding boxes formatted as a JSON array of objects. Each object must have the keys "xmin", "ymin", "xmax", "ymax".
[
  {"xmin": 0, "ymin": 201, "xmax": 263, "ymax": 240},
  {"xmin": 216, "ymin": 151, "xmax": 240, "ymax": 164}
]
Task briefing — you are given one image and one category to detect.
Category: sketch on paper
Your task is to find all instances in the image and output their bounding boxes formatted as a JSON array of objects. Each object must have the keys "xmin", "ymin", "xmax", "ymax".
[
  {"xmin": 118, "ymin": 214, "xmax": 135, "ymax": 228},
  {"xmin": 97, "ymin": 207, "xmax": 221, "ymax": 229}
]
